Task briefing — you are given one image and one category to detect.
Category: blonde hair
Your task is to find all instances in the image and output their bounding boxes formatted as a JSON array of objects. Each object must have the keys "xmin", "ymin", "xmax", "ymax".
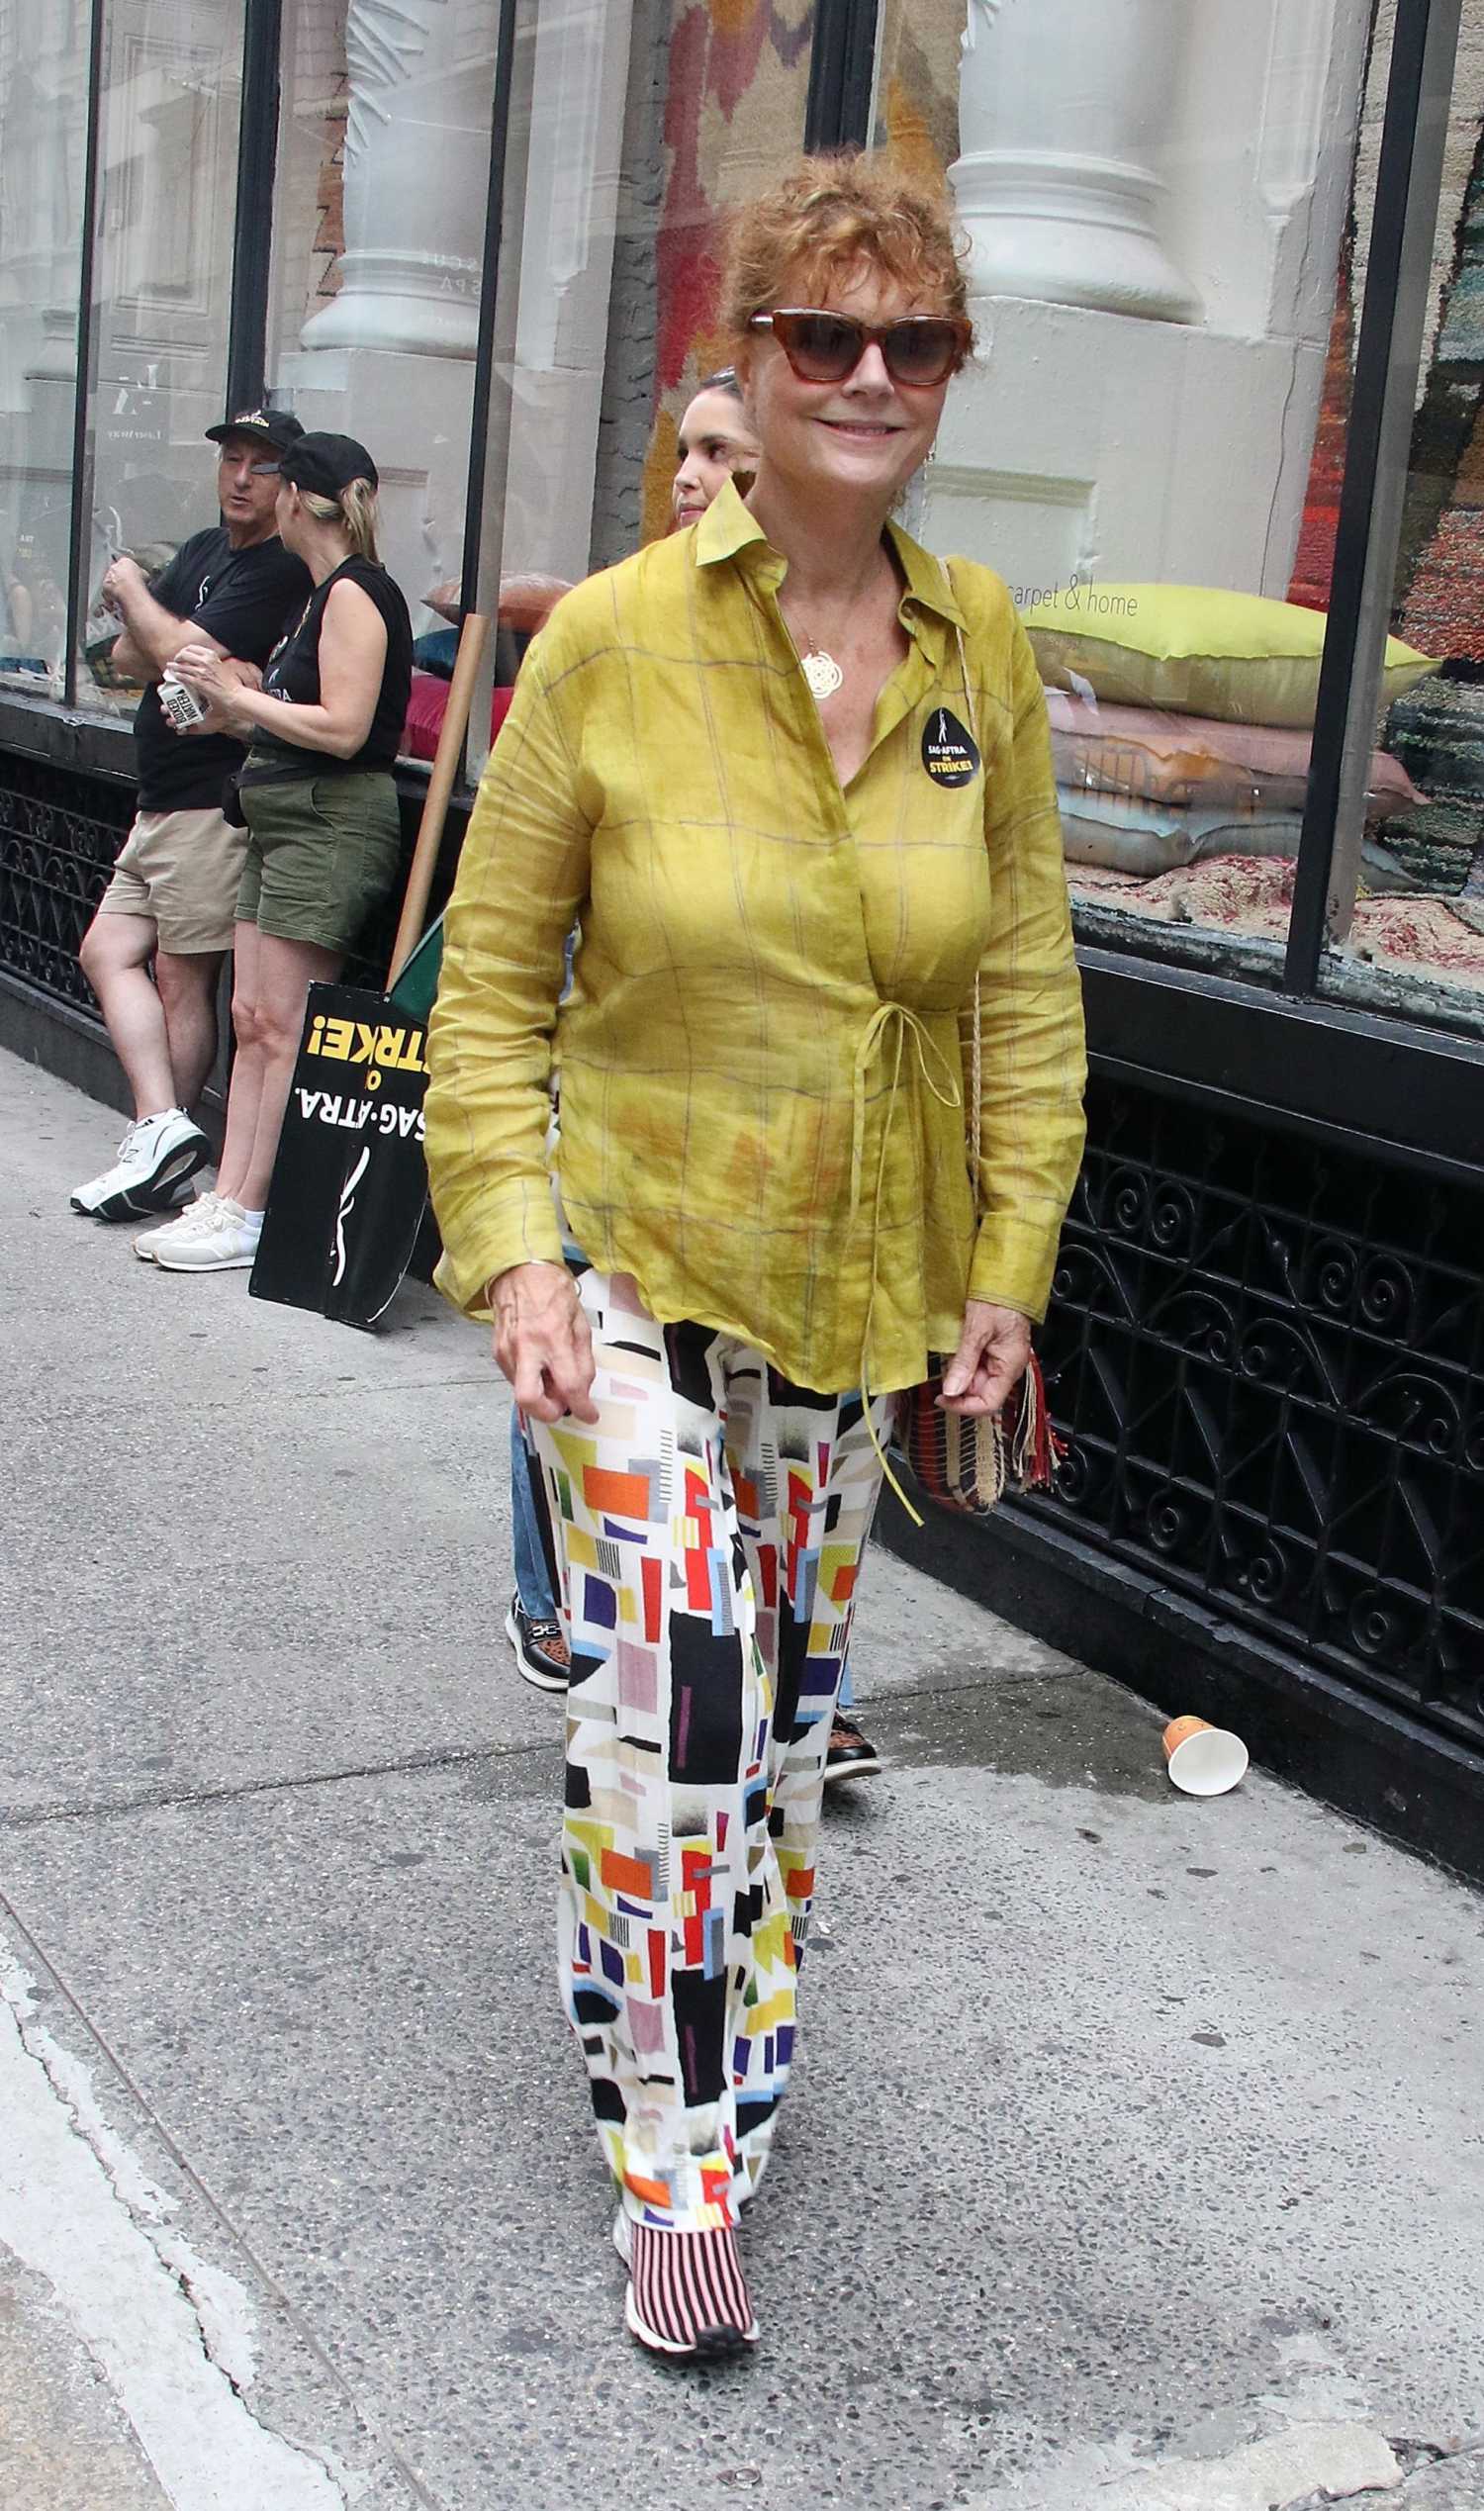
[
  {"xmin": 721, "ymin": 152, "xmax": 973, "ymax": 356},
  {"xmin": 302, "ymin": 477, "xmax": 382, "ymax": 564}
]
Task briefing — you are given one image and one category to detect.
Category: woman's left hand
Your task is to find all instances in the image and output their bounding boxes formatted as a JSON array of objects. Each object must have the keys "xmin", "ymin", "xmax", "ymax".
[
  {"xmin": 170, "ymin": 641, "xmax": 251, "ymax": 734},
  {"xmin": 939, "ymin": 1300, "xmax": 1032, "ymax": 1418}
]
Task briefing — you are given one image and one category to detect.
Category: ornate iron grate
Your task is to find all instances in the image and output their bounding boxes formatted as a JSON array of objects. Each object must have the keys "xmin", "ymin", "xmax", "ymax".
[
  {"xmin": 1033, "ymin": 1074, "xmax": 1484, "ymax": 1746},
  {"xmin": 0, "ymin": 747, "xmax": 410, "ymax": 1009},
  {"xmin": 0, "ymin": 752, "xmax": 133, "ymax": 1010}
]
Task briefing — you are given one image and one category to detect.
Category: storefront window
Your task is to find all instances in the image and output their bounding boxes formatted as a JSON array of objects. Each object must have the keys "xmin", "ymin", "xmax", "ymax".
[
  {"xmin": 1318, "ymin": 15, "xmax": 1484, "ymax": 1036},
  {"xmin": 0, "ymin": 0, "xmax": 92, "ymax": 697},
  {"xmin": 871, "ymin": 0, "xmax": 1399, "ymax": 989},
  {"xmin": 70, "ymin": 0, "xmax": 247, "ymax": 715},
  {"xmin": 11, "ymin": 0, "xmax": 1474, "ymax": 1046},
  {"xmin": 401, "ymin": 0, "xmax": 817, "ymax": 772},
  {"xmin": 263, "ymin": 0, "xmax": 504, "ymax": 736},
  {"xmin": 497, "ymin": 0, "xmax": 815, "ymax": 583}
]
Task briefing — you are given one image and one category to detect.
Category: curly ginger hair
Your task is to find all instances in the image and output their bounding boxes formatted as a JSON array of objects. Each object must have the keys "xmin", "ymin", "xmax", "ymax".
[{"xmin": 720, "ymin": 153, "xmax": 974, "ymax": 362}]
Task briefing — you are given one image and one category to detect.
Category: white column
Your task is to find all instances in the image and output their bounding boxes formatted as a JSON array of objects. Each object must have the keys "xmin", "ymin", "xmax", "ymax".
[
  {"xmin": 300, "ymin": 0, "xmax": 487, "ymax": 358},
  {"xmin": 924, "ymin": 0, "xmax": 1372, "ymax": 606},
  {"xmin": 949, "ymin": 0, "xmax": 1200, "ymax": 325}
]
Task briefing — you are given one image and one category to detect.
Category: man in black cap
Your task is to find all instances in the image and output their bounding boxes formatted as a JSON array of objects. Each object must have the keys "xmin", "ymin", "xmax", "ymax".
[{"xmin": 71, "ymin": 410, "xmax": 313, "ymax": 1222}]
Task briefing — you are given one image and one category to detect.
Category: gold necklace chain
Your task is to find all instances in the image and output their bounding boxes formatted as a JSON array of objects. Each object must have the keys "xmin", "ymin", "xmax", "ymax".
[{"xmin": 787, "ymin": 544, "xmax": 892, "ymax": 702}]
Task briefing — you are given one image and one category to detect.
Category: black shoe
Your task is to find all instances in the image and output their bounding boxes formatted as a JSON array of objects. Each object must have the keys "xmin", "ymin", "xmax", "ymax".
[
  {"xmin": 505, "ymin": 1594, "xmax": 570, "ymax": 1692},
  {"xmin": 823, "ymin": 1713, "xmax": 881, "ymax": 1784}
]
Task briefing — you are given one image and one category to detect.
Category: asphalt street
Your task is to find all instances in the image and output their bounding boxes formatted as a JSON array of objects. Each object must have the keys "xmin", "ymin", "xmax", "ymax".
[{"xmin": 2, "ymin": 1045, "xmax": 1482, "ymax": 2511}]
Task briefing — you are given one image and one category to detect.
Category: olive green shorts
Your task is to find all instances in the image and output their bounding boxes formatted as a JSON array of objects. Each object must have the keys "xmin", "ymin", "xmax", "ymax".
[{"xmin": 236, "ymin": 772, "xmax": 402, "ymax": 954}]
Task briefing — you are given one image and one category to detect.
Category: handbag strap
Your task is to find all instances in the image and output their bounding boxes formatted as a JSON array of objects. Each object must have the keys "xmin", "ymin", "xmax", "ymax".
[
  {"xmin": 938, "ymin": 561, "xmax": 1064, "ymax": 1496},
  {"xmin": 945, "ymin": 561, "xmax": 983, "ymax": 1201}
]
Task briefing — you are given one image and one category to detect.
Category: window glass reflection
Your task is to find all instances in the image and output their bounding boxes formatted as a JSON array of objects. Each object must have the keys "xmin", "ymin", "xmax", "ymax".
[
  {"xmin": 0, "ymin": 0, "xmax": 90, "ymax": 695},
  {"xmin": 72, "ymin": 0, "xmax": 248, "ymax": 715},
  {"xmin": 264, "ymin": 0, "xmax": 502, "ymax": 749},
  {"xmin": 535, "ymin": 0, "xmax": 815, "ymax": 575},
  {"xmin": 871, "ymin": 0, "xmax": 1405, "ymax": 987},
  {"xmin": 422, "ymin": 0, "xmax": 814, "ymax": 761}
]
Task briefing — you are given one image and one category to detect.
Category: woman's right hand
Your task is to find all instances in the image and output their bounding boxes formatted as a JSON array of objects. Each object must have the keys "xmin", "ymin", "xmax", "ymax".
[
  {"xmin": 488, "ymin": 1261, "xmax": 600, "ymax": 1424},
  {"xmin": 170, "ymin": 641, "xmax": 250, "ymax": 734}
]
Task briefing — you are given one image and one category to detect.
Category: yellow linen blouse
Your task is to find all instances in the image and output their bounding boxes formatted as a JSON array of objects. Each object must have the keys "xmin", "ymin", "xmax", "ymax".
[{"xmin": 424, "ymin": 478, "xmax": 1086, "ymax": 1397}]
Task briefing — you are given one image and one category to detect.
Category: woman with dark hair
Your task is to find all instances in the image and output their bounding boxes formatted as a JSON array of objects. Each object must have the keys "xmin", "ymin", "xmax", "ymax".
[
  {"xmin": 426, "ymin": 155, "xmax": 1086, "ymax": 2360},
  {"xmin": 137, "ymin": 432, "xmax": 413, "ymax": 1273},
  {"xmin": 669, "ymin": 368, "xmax": 758, "ymax": 526}
]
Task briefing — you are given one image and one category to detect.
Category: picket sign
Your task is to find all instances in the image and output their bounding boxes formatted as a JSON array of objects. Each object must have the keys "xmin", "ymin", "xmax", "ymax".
[{"xmin": 248, "ymin": 613, "xmax": 487, "ymax": 1327}]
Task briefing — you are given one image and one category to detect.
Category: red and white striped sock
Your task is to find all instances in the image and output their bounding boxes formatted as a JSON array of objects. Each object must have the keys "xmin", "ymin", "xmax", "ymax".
[{"xmin": 629, "ymin": 2222, "xmax": 756, "ymax": 2353}]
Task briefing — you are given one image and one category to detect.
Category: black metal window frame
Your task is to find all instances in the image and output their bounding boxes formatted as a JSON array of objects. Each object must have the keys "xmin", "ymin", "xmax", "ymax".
[
  {"xmin": 1285, "ymin": 0, "xmax": 1464, "ymax": 990},
  {"xmin": 62, "ymin": 0, "xmax": 109, "ymax": 716},
  {"xmin": 806, "ymin": 0, "xmax": 879, "ymax": 150},
  {"xmin": 30, "ymin": 0, "xmax": 1478, "ymax": 1058},
  {"xmin": 225, "ymin": 0, "xmax": 284, "ymax": 417}
]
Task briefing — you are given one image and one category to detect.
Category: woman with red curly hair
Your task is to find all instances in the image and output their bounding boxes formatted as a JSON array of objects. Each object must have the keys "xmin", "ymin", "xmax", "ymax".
[{"xmin": 425, "ymin": 154, "xmax": 1086, "ymax": 2361}]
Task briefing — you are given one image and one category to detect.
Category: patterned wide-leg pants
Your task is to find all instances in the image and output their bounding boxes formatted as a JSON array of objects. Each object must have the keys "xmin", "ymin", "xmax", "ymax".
[{"xmin": 528, "ymin": 1268, "xmax": 892, "ymax": 2234}]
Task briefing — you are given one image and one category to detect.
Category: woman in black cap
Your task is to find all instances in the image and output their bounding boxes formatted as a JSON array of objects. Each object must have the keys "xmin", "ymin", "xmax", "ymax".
[{"xmin": 137, "ymin": 430, "xmax": 413, "ymax": 1273}]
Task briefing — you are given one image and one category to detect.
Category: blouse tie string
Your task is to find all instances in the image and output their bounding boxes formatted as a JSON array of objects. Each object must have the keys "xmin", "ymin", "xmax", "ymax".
[{"xmin": 849, "ymin": 1000, "xmax": 963, "ymax": 1526}]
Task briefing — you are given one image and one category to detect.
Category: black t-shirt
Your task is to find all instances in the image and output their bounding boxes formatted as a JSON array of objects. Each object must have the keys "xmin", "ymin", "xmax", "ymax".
[
  {"xmin": 131, "ymin": 526, "xmax": 311, "ymax": 812},
  {"xmin": 238, "ymin": 556, "xmax": 414, "ymax": 787}
]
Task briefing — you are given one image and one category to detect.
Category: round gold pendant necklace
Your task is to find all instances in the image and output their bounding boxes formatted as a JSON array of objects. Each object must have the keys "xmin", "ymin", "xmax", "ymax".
[{"xmin": 790, "ymin": 551, "xmax": 887, "ymax": 702}]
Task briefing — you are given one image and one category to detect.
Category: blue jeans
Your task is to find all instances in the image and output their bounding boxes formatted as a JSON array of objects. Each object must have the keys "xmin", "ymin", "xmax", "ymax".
[{"xmin": 510, "ymin": 1414, "xmax": 557, "ymax": 1621}]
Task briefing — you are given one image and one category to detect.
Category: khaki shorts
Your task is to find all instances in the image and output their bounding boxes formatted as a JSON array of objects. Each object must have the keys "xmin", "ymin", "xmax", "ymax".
[
  {"xmin": 237, "ymin": 773, "xmax": 402, "ymax": 954},
  {"xmin": 97, "ymin": 805, "xmax": 246, "ymax": 956}
]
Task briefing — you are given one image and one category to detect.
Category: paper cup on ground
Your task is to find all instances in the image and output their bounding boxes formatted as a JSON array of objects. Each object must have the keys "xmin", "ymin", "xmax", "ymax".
[{"xmin": 1161, "ymin": 1715, "xmax": 1249, "ymax": 1796}]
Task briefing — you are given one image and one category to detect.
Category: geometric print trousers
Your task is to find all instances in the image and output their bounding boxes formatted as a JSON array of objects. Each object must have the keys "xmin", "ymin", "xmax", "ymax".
[{"xmin": 528, "ymin": 1267, "xmax": 892, "ymax": 2234}]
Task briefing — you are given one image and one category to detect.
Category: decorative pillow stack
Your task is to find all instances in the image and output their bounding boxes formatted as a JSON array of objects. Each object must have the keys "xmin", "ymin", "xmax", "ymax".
[{"xmin": 1023, "ymin": 584, "xmax": 1438, "ymax": 881}]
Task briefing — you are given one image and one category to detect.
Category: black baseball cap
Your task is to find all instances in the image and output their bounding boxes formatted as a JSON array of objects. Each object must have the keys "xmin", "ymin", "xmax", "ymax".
[
  {"xmin": 280, "ymin": 432, "xmax": 379, "ymax": 498},
  {"xmin": 206, "ymin": 407, "xmax": 305, "ymax": 456}
]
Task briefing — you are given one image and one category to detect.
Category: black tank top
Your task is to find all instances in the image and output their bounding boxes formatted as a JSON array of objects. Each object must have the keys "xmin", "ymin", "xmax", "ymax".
[{"xmin": 239, "ymin": 554, "xmax": 413, "ymax": 785}]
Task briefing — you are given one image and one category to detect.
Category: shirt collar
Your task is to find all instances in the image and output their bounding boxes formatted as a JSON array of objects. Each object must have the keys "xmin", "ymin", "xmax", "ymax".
[
  {"xmin": 694, "ymin": 477, "xmax": 967, "ymax": 629},
  {"xmin": 885, "ymin": 518, "xmax": 967, "ymax": 631},
  {"xmin": 695, "ymin": 475, "xmax": 770, "ymax": 568}
]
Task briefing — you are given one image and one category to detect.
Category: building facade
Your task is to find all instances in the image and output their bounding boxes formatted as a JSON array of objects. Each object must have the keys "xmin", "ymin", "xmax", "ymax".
[{"xmin": 1, "ymin": 0, "xmax": 1481, "ymax": 1866}]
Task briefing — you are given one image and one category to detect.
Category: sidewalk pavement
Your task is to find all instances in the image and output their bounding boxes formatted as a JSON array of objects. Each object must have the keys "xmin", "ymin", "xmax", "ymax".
[{"xmin": 2, "ymin": 1043, "xmax": 1483, "ymax": 2511}]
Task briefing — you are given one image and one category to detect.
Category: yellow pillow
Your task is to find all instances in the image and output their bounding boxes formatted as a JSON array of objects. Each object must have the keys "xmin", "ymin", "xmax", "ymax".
[{"xmin": 1023, "ymin": 583, "xmax": 1438, "ymax": 729}]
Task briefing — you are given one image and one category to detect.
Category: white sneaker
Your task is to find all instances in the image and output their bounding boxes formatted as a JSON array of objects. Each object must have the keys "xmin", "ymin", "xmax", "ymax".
[
  {"xmin": 134, "ymin": 1189, "xmax": 225, "ymax": 1262},
  {"xmin": 138, "ymin": 1195, "xmax": 262, "ymax": 1272},
  {"xmin": 71, "ymin": 1109, "xmax": 211, "ymax": 1221}
]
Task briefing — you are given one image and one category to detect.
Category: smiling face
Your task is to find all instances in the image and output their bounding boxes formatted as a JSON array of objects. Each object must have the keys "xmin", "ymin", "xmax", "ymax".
[
  {"xmin": 670, "ymin": 388, "xmax": 761, "ymax": 528},
  {"xmin": 739, "ymin": 259, "xmax": 952, "ymax": 512}
]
